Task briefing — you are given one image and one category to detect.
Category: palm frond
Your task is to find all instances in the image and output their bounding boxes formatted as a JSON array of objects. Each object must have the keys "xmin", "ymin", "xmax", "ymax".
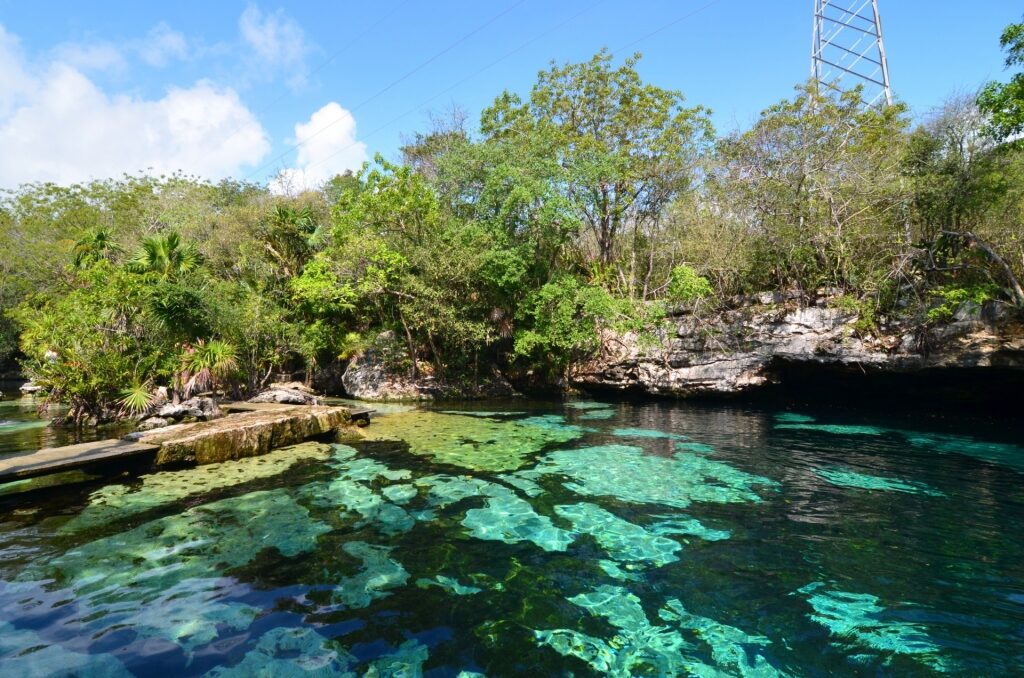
[{"xmin": 118, "ymin": 383, "xmax": 156, "ymax": 416}]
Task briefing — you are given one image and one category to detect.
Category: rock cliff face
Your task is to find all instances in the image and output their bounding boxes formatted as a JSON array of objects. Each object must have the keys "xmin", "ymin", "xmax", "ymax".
[{"xmin": 570, "ymin": 297, "xmax": 1024, "ymax": 398}]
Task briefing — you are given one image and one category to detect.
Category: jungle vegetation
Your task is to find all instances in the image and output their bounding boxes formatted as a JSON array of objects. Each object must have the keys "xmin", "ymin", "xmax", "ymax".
[{"xmin": 2, "ymin": 21, "xmax": 1023, "ymax": 422}]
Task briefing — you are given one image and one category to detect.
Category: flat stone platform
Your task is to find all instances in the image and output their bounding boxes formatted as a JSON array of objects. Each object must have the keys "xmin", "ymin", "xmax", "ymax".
[
  {"xmin": 0, "ymin": 439, "xmax": 159, "ymax": 481},
  {"xmin": 0, "ymin": 403, "xmax": 374, "ymax": 483}
]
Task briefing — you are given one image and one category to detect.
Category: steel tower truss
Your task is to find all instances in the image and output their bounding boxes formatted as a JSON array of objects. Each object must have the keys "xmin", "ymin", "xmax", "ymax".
[{"xmin": 812, "ymin": 0, "xmax": 892, "ymax": 106}]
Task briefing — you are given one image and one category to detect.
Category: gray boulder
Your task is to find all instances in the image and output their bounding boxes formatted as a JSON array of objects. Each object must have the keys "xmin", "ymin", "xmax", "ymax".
[
  {"xmin": 157, "ymin": 397, "xmax": 221, "ymax": 421},
  {"xmin": 138, "ymin": 416, "xmax": 170, "ymax": 431},
  {"xmin": 248, "ymin": 387, "xmax": 322, "ymax": 405}
]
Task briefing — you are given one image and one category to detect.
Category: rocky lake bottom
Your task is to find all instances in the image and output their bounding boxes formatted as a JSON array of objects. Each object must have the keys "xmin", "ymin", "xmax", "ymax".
[{"xmin": 0, "ymin": 394, "xmax": 1022, "ymax": 676}]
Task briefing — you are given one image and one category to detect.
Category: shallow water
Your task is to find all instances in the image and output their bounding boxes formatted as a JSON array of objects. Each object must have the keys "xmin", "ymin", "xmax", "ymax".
[
  {"xmin": 0, "ymin": 390, "xmax": 133, "ymax": 459},
  {"xmin": 0, "ymin": 397, "xmax": 1022, "ymax": 676}
]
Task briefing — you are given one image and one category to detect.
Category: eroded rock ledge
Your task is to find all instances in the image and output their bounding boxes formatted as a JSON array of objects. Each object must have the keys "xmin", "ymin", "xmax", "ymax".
[
  {"xmin": 134, "ymin": 405, "xmax": 353, "ymax": 467},
  {"xmin": 570, "ymin": 298, "xmax": 1024, "ymax": 398}
]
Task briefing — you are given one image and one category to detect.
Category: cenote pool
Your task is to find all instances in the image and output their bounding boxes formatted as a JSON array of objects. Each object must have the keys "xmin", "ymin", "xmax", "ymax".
[{"xmin": 1, "ymin": 396, "xmax": 1023, "ymax": 676}]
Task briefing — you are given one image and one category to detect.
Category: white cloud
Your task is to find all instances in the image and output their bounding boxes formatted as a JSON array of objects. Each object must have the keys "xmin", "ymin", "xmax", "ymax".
[
  {"xmin": 0, "ymin": 24, "xmax": 270, "ymax": 188},
  {"xmin": 239, "ymin": 5, "xmax": 309, "ymax": 88},
  {"xmin": 51, "ymin": 42, "xmax": 126, "ymax": 72},
  {"xmin": 270, "ymin": 102, "xmax": 367, "ymax": 195},
  {"xmin": 137, "ymin": 22, "xmax": 188, "ymax": 67},
  {"xmin": 0, "ymin": 26, "xmax": 33, "ymax": 118}
]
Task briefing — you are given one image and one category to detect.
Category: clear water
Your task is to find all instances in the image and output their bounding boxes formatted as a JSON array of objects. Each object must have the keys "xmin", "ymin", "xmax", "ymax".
[
  {"xmin": 1, "ymin": 397, "xmax": 1023, "ymax": 676},
  {"xmin": 0, "ymin": 389, "xmax": 134, "ymax": 459}
]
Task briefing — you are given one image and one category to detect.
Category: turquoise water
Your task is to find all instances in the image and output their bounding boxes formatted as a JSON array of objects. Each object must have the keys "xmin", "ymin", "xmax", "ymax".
[{"xmin": 1, "ymin": 398, "xmax": 1023, "ymax": 676}]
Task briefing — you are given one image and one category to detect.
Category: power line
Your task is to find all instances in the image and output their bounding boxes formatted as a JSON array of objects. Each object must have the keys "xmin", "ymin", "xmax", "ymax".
[
  {"xmin": 296, "ymin": 0, "xmax": 729, "ymax": 181},
  {"xmin": 300, "ymin": 0, "xmax": 606, "ymax": 177},
  {"xmin": 245, "ymin": 0, "xmax": 528, "ymax": 181},
  {"xmin": 616, "ymin": 0, "xmax": 726, "ymax": 52}
]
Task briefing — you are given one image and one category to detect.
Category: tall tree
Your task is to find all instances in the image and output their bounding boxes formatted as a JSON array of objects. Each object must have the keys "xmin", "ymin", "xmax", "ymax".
[
  {"xmin": 978, "ymin": 18, "xmax": 1024, "ymax": 142},
  {"xmin": 480, "ymin": 51, "xmax": 713, "ymax": 279}
]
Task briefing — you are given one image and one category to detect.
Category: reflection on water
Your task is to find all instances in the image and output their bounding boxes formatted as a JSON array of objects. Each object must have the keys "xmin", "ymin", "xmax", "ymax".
[
  {"xmin": 0, "ymin": 391, "xmax": 134, "ymax": 459},
  {"xmin": 0, "ymin": 397, "xmax": 1022, "ymax": 676}
]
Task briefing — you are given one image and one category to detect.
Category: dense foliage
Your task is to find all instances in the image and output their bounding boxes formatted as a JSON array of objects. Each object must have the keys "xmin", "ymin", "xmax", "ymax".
[{"xmin": 3, "ymin": 26, "xmax": 1024, "ymax": 421}]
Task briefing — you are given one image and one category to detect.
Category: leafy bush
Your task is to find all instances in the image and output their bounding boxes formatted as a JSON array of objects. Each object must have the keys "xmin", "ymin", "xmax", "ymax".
[
  {"xmin": 926, "ymin": 283, "xmax": 998, "ymax": 323},
  {"xmin": 667, "ymin": 265, "xmax": 714, "ymax": 303}
]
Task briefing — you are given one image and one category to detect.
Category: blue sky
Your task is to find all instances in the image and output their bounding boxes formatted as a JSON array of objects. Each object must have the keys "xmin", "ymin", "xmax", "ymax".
[{"xmin": 0, "ymin": 1, "xmax": 1016, "ymax": 191}]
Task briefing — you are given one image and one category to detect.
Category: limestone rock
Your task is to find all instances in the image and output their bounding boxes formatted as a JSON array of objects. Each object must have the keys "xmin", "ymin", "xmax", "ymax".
[
  {"xmin": 138, "ymin": 417, "xmax": 170, "ymax": 431},
  {"xmin": 571, "ymin": 299, "xmax": 1024, "ymax": 398},
  {"xmin": 138, "ymin": 405, "xmax": 353, "ymax": 466},
  {"xmin": 157, "ymin": 397, "xmax": 221, "ymax": 422},
  {"xmin": 248, "ymin": 387, "xmax": 321, "ymax": 405},
  {"xmin": 19, "ymin": 381, "xmax": 44, "ymax": 394}
]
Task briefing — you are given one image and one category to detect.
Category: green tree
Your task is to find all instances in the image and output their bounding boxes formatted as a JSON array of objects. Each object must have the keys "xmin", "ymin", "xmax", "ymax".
[
  {"xmin": 978, "ymin": 18, "xmax": 1024, "ymax": 142},
  {"xmin": 481, "ymin": 50, "xmax": 713, "ymax": 283},
  {"xmin": 713, "ymin": 84, "xmax": 911, "ymax": 300}
]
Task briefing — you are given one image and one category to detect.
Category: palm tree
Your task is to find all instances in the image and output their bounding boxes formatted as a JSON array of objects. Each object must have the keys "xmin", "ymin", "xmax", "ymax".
[
  {"xmin": 72, "ymin": 227, "xmax": 123, "ymax": 268},
  {"xmin": 127, "ymin": 232, "xmax": 202, "ymax": 279},
  {"xmin": 178, "ymin": 340, "xmax": 238, "ymax": 399}
]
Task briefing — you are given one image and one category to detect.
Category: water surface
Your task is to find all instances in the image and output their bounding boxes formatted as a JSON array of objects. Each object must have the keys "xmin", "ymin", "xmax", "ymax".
[{"xmin": 0, "ymin": 397, "xmax": 1022, "ymax": 676}]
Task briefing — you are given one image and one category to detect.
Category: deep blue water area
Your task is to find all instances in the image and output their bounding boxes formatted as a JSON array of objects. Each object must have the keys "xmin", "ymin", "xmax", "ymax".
[{"xmin": 0, "ymin": 395, "xmax": 1022, "ymax": 676}]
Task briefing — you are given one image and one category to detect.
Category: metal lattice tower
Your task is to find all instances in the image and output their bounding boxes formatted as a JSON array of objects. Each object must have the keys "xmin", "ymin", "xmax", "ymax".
[{"xmin": 811, "ymin": 0, "xmax": 892, "ymax": 106}]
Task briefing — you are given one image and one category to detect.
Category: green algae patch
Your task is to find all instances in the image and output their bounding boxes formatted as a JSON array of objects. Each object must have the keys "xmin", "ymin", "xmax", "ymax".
[
  {"xmin": 439, "ymin": 410, "xmax": 528, "ymax": 418},
  {"xmin": 674, "ymin": 441, "xmax": 716, "ymax": 455},
  {"xmin": 649, "ymin": 515, "xmax": 731, "ymax": 541},
  {"xmin": 0, "ymin": 470, "xmax": 97, "ymax": 497},
  {"xmin": 817, "ymin": 467, "xmax": 945, "ymax": 497},
  {"xmin": 63, "ymin": 442, "xmax": 333, "ymax": 532},
  {"xmin": 463, "ymin": 492, "xmax": 575, "ymax": 552},
  {"xmin": 798, "ymin": 582, "xmax": 951, "ymax": 671},
  {"xmin": 416, "ymin": 474, "xmax": 576, "ymax": 552},
  {"xmin": 658, "ymin": 598, "xmax": 784, "ymax": 676},
  {"xmin": 566, "ymin": 401, "xmax": 613, "ymax": 410},
  {"xmin": 302, "ymin": 450, "xmax": 415, "ymax": 536},
  {"xmin": 418, "ymin": 474, "xmax": 504, "ymax": 508},
  {"xmin": 416, "ymin": 574, "xmax": 483, "ymax": 596},
  {"xmin": 25, "ymin": 489, "xmax": 330, "ymax": 653},
  {"xmin": 382, "ymin": 484, "xmax": 419, "ymax": 504},
  {"xmin": 537, "ymin": 585, "xmax": 783, "ymax": 677},
  {"xmin": 611, "ymin": 427, "xmax": 686, "ymax": 440},
  {"xmin": 366, "ymin": 410, "xmax": 584, "ymax": 471},
  {"xmin": 774, "ymin": 413, "xmax": 816, "ymax": 424},
  {"xmin": 365, "ymin": 639, "xmax": 429, "ymax": 678},
  {"xmin": 579, "ymin": 408, "xmax": 615, "ymax": 420},
  {"xmin": 206, "ymin": 626, "xmax": 357, "ymax": 677},
  {"xmin": 331, "ymin": 542, "xmax": 410, "ymax": 609},
  {"xmin": 524, "ymin": 445, "xmax": 778, "ymax": 509},
  {"xmin": 555, "ymin": 503, "xmax": 682, "ymax": 567},
  {"xmin": 775, "ymin": 422, "xmax": 888, "ymax": 436},
  {"xmin": 903, "ymin": 432, "xmax": 1024, "ymax": 473}
]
